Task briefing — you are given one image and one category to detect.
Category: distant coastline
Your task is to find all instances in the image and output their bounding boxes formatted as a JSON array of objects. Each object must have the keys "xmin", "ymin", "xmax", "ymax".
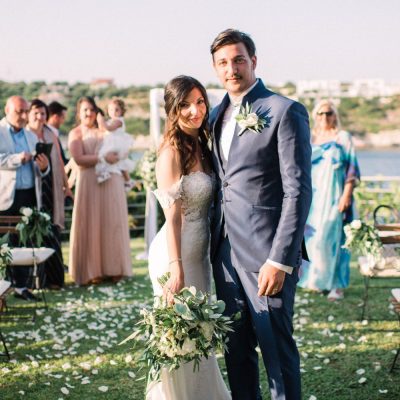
[{"xmin": 353, "ymin": 130, "xmax": 400, "ymax": 149}]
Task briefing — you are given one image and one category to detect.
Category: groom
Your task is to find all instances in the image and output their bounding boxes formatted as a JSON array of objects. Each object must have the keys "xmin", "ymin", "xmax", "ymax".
[{"xmin": 210, "ymin": 29, "xmax": 312, "ymax": 400}]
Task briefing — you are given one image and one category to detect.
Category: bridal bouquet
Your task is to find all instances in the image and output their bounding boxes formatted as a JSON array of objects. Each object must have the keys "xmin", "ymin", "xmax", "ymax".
[
  {"xmin": 121, "ymin": 274, "xmax": 239, "ymax": 382},
  {"xmin": 343, "ymin": 219, "xmax": 382, "ymax": 258},
  {"xmin": 0, "ymin": 233, "xmax": 12, "ymax": 279},
  {"xmin": 16, "ymin": 207, "xmax": 52, "ymax": 247}
]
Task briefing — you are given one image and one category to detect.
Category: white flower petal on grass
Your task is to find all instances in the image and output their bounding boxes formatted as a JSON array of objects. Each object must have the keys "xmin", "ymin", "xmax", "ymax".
[
  {"xmin": 92, "ymin": 369, "xmax": 98, "ymax": 375},
  {"xmin": 128, "ymin": 371, "xmax": 136, "ymax": 378},
  {"xmin": 323, "ymin": 358, "xmax": 330, "ymax": 364},
  {"xmin": 94, "ymin": 356, "xmax": 103, "ymax": 365},
  {"xmin": 309, "ymin": 396, "xmax": 317, "ymax": 400},
  {"xmin": 109, "ymin": 360, "xmax": 117, "ymax": 365},
  {"xmin": 61, "ymin": 387, "xmax": 69, "ymax": 395},
  {"xmin": 98, "ymin": 386, "xmax": 108, "ymax": 392},
  {"xmin": 79, "ymin": 362, "xmax": 91, "ymax": 371},
  {"xmin": 358, "ymin": 377, "xmax": 367, "ymax": 384},
  {"xmin": 327, "ymin": 315, "xmax": 334, "ymax": 322},
  {"xmin": 18, "ymin": 391, "xmax": 25, "ymax": 395},
  {"xmin": 125, "ymin": 354, "xmax": 133, "ymax": 363},
  {"xmin": 361, "ymin": 319, "xmax": 368, "ymax": 326},
  {"xmin": 62, "ymin": 363, "xmax": 71, "ymax": 370},
  {"xmin": 337, "ymin": 343, "xmax": 346, "ymax": 350},
  {"xmin": 313, "ymin": 366, "xmax": 322, "ymax": 370},
  {"xmin": 356, "ymin": 368, "xmax": 365, "ymax": 375},
  {"xmin": 379, "ymin": 389, "xmax": 388, "ymax": 394}
]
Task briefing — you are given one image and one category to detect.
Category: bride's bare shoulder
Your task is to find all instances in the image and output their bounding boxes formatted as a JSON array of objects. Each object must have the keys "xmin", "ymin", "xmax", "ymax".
[{"xmin": 156, "ymin": 143, "xmax": 181, "ymax": 188}]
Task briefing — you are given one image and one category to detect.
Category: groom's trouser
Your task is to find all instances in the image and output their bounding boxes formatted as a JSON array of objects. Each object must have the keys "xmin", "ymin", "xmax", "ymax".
[{"xmin": 213, "ymin": 235, "xmax": 301, "ymax": 400}]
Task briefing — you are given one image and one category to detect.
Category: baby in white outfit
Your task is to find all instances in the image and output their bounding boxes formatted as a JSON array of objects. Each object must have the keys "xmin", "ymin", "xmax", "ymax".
[{"xmin": 96, "ymin": 98, "xmax": 136, "ymax": 190}]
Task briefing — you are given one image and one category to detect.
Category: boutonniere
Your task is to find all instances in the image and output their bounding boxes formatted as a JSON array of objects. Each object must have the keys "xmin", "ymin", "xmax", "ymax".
[{"xmin": 235, "ymin": 102, "xmax": 267, "ymax": 136}]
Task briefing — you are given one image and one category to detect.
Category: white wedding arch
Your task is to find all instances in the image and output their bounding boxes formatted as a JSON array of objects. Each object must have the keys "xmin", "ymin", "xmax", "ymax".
[{"xmin": 137, "ymin": 88, "xmax": 226, "ymax": 260}]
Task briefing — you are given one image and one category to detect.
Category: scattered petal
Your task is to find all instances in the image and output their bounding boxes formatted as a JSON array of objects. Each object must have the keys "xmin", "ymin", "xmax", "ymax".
[
  {"xmin": 356, "ymin": 368, "xmax": 365, "ymax": 375},
  {"xmin": 61, "ymin": 387, "xmax": 69, "ymax": 395},
  {"xmin": 98, "ymin": 386, "xmax": 108, "ymax": 392},
  {"xmin": 358, "ymin": 377, "xmax": 367, "ymax": 384}
]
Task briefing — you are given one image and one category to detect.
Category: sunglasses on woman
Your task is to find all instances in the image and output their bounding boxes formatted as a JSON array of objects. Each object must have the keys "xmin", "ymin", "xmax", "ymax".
[{"xmin": 317, "ymin": 111, "xmax": 334, "ymax": 117}]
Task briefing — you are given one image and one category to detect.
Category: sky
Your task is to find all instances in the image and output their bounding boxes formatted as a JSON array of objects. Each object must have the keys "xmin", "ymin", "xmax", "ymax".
[{"xmin": 1, "ymin": 0, "xmax": 400, "ymax": 87}]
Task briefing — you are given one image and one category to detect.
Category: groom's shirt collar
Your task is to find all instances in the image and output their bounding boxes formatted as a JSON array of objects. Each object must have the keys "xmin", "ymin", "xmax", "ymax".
[{"xmin": 228, "ymin": 78, "xmax": 259, "ymax": 108}]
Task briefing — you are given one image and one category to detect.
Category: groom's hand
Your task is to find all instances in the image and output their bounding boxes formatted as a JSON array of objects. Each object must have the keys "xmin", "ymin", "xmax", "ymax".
[{"xmin": 257, "ymin": 263, "xmax": 286, "ymax": 297}]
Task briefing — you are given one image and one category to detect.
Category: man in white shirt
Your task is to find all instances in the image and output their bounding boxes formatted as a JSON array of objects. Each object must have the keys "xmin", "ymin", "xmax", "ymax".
[{"xmin": 209, "ymin": 29, "xmax": 312, "ymax": 400}]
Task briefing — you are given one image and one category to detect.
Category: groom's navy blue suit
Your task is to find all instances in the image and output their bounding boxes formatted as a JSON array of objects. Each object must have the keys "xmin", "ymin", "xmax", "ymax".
[{"xmin": 210, "ymin": 80, "xmax": 312, "ymax": 400}]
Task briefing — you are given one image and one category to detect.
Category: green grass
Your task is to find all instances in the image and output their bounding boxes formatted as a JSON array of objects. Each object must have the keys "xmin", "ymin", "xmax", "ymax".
[{"xmin": 1, "ymin": 239, "xmax": 399, "ymax": 399}]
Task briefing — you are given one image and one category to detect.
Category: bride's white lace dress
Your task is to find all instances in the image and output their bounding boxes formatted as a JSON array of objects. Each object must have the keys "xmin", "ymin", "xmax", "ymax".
[{"xmin": 147, "ymin": 171, "xmax": 231, "ymax": 400}]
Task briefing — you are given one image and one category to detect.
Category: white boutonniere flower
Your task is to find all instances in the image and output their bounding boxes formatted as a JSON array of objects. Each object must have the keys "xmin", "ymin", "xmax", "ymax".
[{"xmin": 235, "ymin": 102, "xmax": 267, "ymax": 136}]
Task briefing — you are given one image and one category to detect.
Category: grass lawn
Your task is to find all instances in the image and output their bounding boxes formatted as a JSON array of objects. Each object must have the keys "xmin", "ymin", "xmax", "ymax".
[{"xmin": 0, "ymin": 238, "xmax": 399, "ymax": 399}]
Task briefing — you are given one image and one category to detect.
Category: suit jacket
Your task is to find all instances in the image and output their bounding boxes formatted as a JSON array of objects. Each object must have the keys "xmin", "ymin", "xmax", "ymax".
[
  {"xmin": 0, "ymin": 118, "xmax": 46, "ymax": 211},
  {"xmin": 210, "ymin": 80, "xmax": 312, "ymax": 272}
]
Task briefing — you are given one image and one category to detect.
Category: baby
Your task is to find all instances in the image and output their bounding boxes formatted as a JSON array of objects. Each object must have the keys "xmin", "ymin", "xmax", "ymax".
[{"xmin": 96, "ymin": 98, "xmax": 136, "ymax": 191}]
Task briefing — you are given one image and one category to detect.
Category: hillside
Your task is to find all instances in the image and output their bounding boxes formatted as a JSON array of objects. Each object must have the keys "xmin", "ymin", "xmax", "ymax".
[{"xmin": 1, "ymin": 80, "xmax": 400, "ymax": 141}]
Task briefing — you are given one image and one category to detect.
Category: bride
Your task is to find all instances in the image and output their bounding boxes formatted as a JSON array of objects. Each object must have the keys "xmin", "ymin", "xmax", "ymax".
[{"xmin": 147, "ymin": 75, "xmax": 231, "ymax": 400}]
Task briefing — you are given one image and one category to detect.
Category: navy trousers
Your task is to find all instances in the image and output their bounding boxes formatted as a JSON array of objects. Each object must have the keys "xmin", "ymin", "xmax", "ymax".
[{"xmin": 213, "ymin": 235, "xmax": 301, "ymax": 400}]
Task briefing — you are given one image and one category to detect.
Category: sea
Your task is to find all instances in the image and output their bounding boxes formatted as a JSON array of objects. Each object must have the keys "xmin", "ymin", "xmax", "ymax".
[
  {"xmin": 132, "ymin": 148, "xmax": 400, "ymax": 177},
  {"xmin": 356, "ymin": 149, "xmax": 400, "ymax": 177}
]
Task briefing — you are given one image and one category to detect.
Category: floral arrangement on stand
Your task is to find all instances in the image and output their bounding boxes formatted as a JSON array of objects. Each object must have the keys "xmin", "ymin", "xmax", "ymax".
[
  {"xmin": 343, "ymin": 219, "xmax": 382, "ymax": 258},
  {"xmin": 343, "ymin": 219, "xmax": 385, "ymax": 275},
  {"xmin": 136, "ymin": 148, "xmax": 157, "ymax": 190},
  {"xmin": 0, "ymin": 233, "xmax": 12, "ymax": 279},
  {"xmin": 16, "ymin": 207, "xmax": 51, "ymax": 247},
  {"xmin": 120, "ymin": 273, "xmax": 239, "ymax": 383}
]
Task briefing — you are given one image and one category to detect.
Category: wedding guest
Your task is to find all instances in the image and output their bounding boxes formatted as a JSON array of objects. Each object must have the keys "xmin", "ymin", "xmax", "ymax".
[
  {"xmin": 27, "ymin": 99, "xmax": 72, "ymax": 289},
  {"xmin": 298, "ymin": 99, "xmax": 360, "ymax": 300},
  {"xmin": 0, "ymin": 96, "xmax": 49, "ymax": 300},
  {"xmin": 68, "ymin": 96, "xmax": 132, "ymax": 285},
  {"xmin": 47, "ymin": 101, "xmax": 68, "ymax": 164}
]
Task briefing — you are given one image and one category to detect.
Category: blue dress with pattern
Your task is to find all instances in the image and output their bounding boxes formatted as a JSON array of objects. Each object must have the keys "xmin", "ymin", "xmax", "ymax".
[{"xmin": 298, "ymin": 130, "xmax": 360, "ymax": 291}]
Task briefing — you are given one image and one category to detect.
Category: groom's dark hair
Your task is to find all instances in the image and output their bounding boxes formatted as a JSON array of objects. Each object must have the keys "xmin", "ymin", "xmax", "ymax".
[{"xmin": 210, "ymin": 29, "xmax": 256, "ymax": 59}]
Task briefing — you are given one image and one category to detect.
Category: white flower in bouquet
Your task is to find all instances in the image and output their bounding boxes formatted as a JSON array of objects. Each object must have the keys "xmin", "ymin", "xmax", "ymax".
[
  {"xmin": 350, "ymin": 219, "xmax": 362, "ymax": 230},
  {"xmin": 0, "ymin": 234, "xmax": 12, "ymax": 275},
  {"xmin": 21, "ymin": 207, "xmax": 33, "ymax": 217},
  {"xmin": 181, "ymin": 337, "xmax": 197, "ymax": 356},
  {"xmin": 199, "ymin": 321, "xmax": 214, "ymax": 342},
  {"xmin": 120, "ymin": 273, "xmax": 240, "ymax": 383}
]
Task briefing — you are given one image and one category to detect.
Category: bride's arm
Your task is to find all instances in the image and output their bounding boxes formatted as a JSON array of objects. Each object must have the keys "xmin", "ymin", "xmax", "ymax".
[{"xmin": 156, "ymin": 146, "xmax": 184, "ymax": 304}]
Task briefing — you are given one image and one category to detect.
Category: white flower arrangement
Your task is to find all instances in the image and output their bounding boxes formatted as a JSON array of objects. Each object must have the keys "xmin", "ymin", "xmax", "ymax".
[
  {"xmin": 16, "ymin": 207, "xmax": 52, "ymax": 247},
  {"xmin": 342, "ymin": 219, "xmax": 382, "ymax": 259},
  {"xmin": 235, "ymin": 102, "xmax": 267, "ymax": 136},
  {"xmin": 0, "ymin": 233, "xmax": 12, "ymax": 278},
  {"xmin": 120, "ymin": 273, "xmax": 239, "ymax": 383},
  {"xmin": 136, "ymin": 149, "xmax": 157, "ymax": 190}
]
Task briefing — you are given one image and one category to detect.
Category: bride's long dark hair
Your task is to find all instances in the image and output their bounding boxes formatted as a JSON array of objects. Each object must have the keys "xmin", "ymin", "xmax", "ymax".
[{"xmin": 161, "ymin": 75, "xmax": 212, "ymax": 175}]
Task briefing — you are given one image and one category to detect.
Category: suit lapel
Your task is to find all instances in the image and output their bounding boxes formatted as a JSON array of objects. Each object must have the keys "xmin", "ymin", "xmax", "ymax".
[{"xmin": 211, "ymin": 94, "xmax": 230, "ymax": 176}]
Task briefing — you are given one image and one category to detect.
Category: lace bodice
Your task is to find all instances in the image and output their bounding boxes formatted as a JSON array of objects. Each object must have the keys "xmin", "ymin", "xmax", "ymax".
[{"xmin": 153, "ymin": 171, "xmax": 214, "ymax": 222}]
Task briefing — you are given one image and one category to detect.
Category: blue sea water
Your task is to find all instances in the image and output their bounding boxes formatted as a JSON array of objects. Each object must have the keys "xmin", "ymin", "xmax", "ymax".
[{"xmin": 357, "ymin": 149, "xmax": 400, "ymax": 177}]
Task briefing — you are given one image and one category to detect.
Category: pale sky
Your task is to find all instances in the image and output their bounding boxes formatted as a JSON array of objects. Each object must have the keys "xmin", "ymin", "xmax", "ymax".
[{"xmin": 1, "ymin": 0, "xmax": 399, "ymax": 86}]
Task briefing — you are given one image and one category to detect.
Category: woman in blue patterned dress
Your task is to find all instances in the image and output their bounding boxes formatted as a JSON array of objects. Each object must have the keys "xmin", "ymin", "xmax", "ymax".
[{"xmin": 298, "ymin": 100, "xmax": 360, "ymax": 300}]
